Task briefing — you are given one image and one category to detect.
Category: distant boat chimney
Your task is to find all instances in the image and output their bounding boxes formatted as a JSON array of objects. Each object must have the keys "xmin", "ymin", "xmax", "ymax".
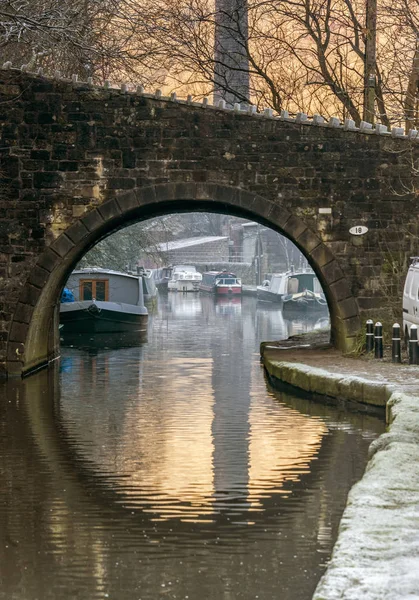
[{"xmin": 213, "ymin": 0, "xmax": 250, "ymax": 107}]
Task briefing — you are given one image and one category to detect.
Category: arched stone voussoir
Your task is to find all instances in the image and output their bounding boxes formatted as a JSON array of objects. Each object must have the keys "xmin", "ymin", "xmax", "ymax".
[
  {"xmin": 336, "ymin": 297, "xmax": 360, "ymax": 320},
  {"xmin": 97, "ymin": 198, "xmax": 123, "ymax": 222},
  {"xmin": 296, "ymin": 227, "xmax": 322, "ymax": 254},
  {"xmin": 281, "ymin": 214, "xmax": 308, "ymax": 241},
  {"xmin": 321, "ymin": 259, "xmax": 345, "ymax": 286},
  {"xmin": 49, "ymin": 234, "xmax": 75, "ymax": 259}
]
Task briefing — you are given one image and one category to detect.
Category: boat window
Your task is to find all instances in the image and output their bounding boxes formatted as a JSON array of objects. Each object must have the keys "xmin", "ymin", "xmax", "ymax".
[
  {"xmin": 81, "ymin": 281, "xmax": 93, "ymax": 300},
  {"xmin": 287, "ymin": 277, "xmax": 299, "ymax": 294},
  {"xmin": 222, "ymin": 278, "xmax": 236, "ymax": 285},
  {"xmin": 80, "ymin": 279, "xmax": 109, "ymax": 301},
  {"xmin": 95, "ymin": 281, "xmax": 107, "ymax": 301}
]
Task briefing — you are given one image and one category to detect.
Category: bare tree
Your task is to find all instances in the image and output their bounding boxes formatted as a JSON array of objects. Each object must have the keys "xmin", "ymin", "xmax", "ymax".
[{"xmin": 1, "ymin": 0, "xmax": 418, "ymax": 126}]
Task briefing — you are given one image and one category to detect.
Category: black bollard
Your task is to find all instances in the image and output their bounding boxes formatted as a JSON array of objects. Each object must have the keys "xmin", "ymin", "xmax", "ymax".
[
  {"xmin": 392, "ymin": 323, "xmax": 401, "ymax": 363},
  {"xmin": 374, "ymin": 322, "xmax": 383, "ymax": 358},
  {"xmin": 409, "ymin": 325, "xmax": 419, "ymax": 365},
  {"xmin": 366, "ymin": 319, "xmax": 374, "ymax": 353}
]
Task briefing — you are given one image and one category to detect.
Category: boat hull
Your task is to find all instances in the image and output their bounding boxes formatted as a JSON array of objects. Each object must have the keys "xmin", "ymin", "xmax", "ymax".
[
  {"xmin": 168, "ymin": 280, "xmax": 200, "ymax": 292},
  {"xmin": 282, "ymin": 296, "xmax": 328, "ymax": 313},
  {"xmin": 256, "ymin": 288, "xmax": 283, "ymax": 303},
  {"xmin": 60, "ymin": 301, "xmax": 148, "ymax": 334}
]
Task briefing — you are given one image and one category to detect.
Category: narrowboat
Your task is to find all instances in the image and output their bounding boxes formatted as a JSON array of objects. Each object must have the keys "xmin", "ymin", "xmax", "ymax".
[
  {"xmin": 257, "ymin": 273, "xmax": 286, "ymax": 303},
  {"xmin": 199, "ymin": 270, "xmax": 242, "ymax": 295},
  {"xmin": 168, "ymin": 265, "xmax": 202, "ymax": 292},
  {"xmin": 152, "ymin": 266, "xmax": 173, "ymax": 292},
  {"xmin": 281, "ymin": 268, "xmax": 327, "ymax": 311},
  {"xmin": 59, "ymin": 268, "xmax": 148, "ymax": 334},
  {"xmin": 136, "ymin": 267, "xmax": 158, "ymax": 302},
  {"xmin": 257, "ymin": 267, "xmax": 327, "ymax": 310}
]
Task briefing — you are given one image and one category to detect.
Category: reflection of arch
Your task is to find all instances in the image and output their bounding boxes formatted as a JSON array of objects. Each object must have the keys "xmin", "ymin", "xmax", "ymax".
[
  {"xmin": 23, "ymin": 365, "xmax": 371, "ymax": 527},
  {"xmin": 10, "ymin": 183, "xmax": 359, "ymax": 376}
]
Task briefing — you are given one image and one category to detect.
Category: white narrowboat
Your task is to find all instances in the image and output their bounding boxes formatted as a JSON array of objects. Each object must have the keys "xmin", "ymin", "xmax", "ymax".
[{"xmin": 167, "ymin": 265, "xmax": 202, "ymax": 292}]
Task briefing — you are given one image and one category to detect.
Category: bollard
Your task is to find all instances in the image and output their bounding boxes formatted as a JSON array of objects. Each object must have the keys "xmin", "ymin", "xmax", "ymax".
[
  {"xmin": 392, "ymin": 323, "xmax": 401, "ymax": 363},
  {"xmin": 409, "ymin": 325, "xmax": 419, "ymax": 365},
  {"xmin": 374, "ymin": 322, "xmax": 383, "ymax": 358},
  {"xmin": 366, "ymin": 319, "xmax": 374, "ymax": 353}
]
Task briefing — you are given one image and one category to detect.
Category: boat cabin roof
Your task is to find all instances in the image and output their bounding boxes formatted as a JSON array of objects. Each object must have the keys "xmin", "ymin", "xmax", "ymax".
[
  {"xmin": 172, "ymin": 265, "xmax": 197, "ymax": 272},
  {"xmin": 72, "ymin": 267, "xmax": 140, "ymax": 280},
  {"xmin": 204, "ymin": 271, "xmax": 237, "ymax": 277}
]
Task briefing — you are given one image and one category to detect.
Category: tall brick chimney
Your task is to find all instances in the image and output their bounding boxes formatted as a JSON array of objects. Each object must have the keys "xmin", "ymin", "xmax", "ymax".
[{"xmin": 213, "ymin": 0, "xmax": 250, "ymax": 107}]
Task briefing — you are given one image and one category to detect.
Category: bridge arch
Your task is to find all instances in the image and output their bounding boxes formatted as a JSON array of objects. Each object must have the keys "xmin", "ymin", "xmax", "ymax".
[{"xmin": 9, "ymin": 182, "xmax": 359, "ymax": 377}]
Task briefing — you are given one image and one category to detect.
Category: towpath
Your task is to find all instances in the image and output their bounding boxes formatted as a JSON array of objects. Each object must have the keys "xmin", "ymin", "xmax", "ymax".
[{"xmin": 261, "ymin": 332, "xmax": 419, "ymax": 600}]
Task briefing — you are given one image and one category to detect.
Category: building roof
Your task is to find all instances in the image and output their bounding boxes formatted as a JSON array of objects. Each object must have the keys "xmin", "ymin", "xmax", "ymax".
[{"xmin": 152, "ymin": 236, "xmax": 228, "ymax": 252}]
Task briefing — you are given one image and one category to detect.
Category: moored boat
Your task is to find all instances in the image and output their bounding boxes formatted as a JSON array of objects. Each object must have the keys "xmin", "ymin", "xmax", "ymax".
[
  {"xmin": 137, "ymin": 267, "xmax": 158, "ymax": 302},
  {"xmin": 281, "ymin": 268, "xmax": 327, "ymax": 311},
  {"xmin": 152, "ymin": 266, "xmax": 173, "ymax": 292},
  {"xmin": 60, "ymin": 268, "xmax": 148, "ymax": 334},
  {"xmin": 257, "ymin": 267, "xmax": 327, "ymax": 310},
  {"xmin": 199, "ymin": 270, "xmax": 242, "ymax": 295},
  {"xmin": 167, "ymin": 265, "xmax": 202, "ymax": 292},
  {"xmin": 257, "ymin": 273, "xmax": 286, "ymax": 303}
]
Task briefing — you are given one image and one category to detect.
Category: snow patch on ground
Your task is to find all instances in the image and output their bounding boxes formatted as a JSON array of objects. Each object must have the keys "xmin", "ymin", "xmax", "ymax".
[{"xmin": 313, "ymin": 390, "xmax": 419, "ymax": 600}]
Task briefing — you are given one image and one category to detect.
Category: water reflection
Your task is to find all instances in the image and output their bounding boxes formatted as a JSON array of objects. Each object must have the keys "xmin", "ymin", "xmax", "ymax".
[
  {"xmin": 0, "ymin": 295, "xmax": 383, "ymax": 600},
  {"xmin": 60, "ymin": 330, "xmax": 148, "ymax": 352}
]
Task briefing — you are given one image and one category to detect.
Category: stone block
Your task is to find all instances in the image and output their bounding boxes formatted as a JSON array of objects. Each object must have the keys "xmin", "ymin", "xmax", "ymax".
[
  {"xmin": 362, "ymin": 381, "xmax": 388, "ymax": 407},
  {"xmin": 49, "ymin": 234, "xmax": 74, "ymax": 258},
  {"xmin": 210, "ymin": 184, "xmax": 239, "ymax": 205},
  {"xmin": 65, "ymin": 220, "xmax": 90, "ymax": 244},
  {"xmin": 296, "ymin": 227, "xmax": 321, "ymax": 253},
  {"xmin": 58, "ymin": 161, "xmax": 78, "ymax": 171},
  {"xmin": 30, "ymin": 150, "xmax": 50, "ymax": 160},
  {"xmin": 268, "ymin": 204, "xmax": 292, "ymax": 229},
  {"xmin": 174, "ymin": 182, "xmax": 197, "ymax": 200},
  {"xmin": 337, "ymin": 376, "xmax": 364, "ymax": 403},
  {"xmin": 310, "ymin": 244, "xmax": 334, "ymax": 268},
  {"xmin": 139, "ymin": 186, "xmax": 157, "ymax": 205},
  {"xmin": 321, "ymin": 259, "xmax": 345, "ymax": 285},
  {"xmin": 20, "ymin": 284, "xmax": 41, "ymax": 307},
  {"xmin": 238, "ymin": 189, "xmax": 258, "ymax": 210},
  {"xmin": 154, "ymin": 183, "xmax": 175, "ymax": 201},
  {"xmin": 194, "ymin": 183, "xmax": 215, "ymax": 201},
  {"xmin": 329, "ymin": 279, "xmax": 351, "ymax": 303},
  {"xmin": 12, "ymin": 303, "xmax": 33, "ymax": 324},
  {"xmin": 282, "ymin": 215, "xmax": 307, "ymax": 240},
  {"xmin": 81, "ymin": 209, "xmax": 105, "ymax": 232},
  {"xmin": 116, "ymin": 191, "xmax": 140, "ymax": 213},
  {"xmin": 33, "ymin": 172, "xmax": 62, "ymax": 189},
  {"xmin": 72, "ymin": 205, "xmax": 87, "ymax": 218},
  {"xmin": 336, "ymin": 297, "xmax": 359, "ymax": 319},
  {"xmin": 267, "ymin": 360, "xmax": 283, "ymax": 381},
  {"xmin": 36, "ymin": 248, "xmax": 61, "ymax": 273},
  {"xmin": 9, "ymin": 321, "xmax": 29, "ymax": 343},
  {"xmin": 28, "ymin": 265, "xmax": 50, "ymax": 289},
  {"xmin": 107, "ymin": 178, "xmax": 136, "ymax": 190},
  {"xmin": 98, "ymin": 199, "xmax": 122, "ymax": 221}
]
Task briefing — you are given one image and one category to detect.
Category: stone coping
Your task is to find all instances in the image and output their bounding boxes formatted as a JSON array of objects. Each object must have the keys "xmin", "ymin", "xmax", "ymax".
[{"xmin": 261, "ymin": 343, "xmax": 419, "ymax": 599}]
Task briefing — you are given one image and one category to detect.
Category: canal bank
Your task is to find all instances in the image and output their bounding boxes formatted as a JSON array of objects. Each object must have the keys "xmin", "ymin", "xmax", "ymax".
[{"xmin": 261, "ymin": 334, "xmax": 419, "ymax": 600}]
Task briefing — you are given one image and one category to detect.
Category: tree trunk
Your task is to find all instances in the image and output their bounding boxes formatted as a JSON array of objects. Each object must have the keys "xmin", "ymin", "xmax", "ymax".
[
  {"xmin": 404, "ymin": 41, "xmax": 419, "ymax": 133},
  {"xmin": 363, "ymin": 0, "xmax": 377, "ymax": 123}
]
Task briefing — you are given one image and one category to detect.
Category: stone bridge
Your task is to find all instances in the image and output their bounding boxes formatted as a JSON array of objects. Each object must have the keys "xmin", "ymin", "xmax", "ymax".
[{"xmin": 1, "ymin": 67, "xmax": 418, "ymax": 378}]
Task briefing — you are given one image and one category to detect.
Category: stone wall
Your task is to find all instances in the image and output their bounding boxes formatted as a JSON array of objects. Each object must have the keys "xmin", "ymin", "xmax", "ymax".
[{"xmin": 0, "ymin": 68, "xmax": 418, "ymax": 376}]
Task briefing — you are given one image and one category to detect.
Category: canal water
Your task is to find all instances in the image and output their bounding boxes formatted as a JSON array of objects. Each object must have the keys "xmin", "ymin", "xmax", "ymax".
[{"xmin": 0, "ymin": 295, "xmax": 384, "ymax": 600}]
